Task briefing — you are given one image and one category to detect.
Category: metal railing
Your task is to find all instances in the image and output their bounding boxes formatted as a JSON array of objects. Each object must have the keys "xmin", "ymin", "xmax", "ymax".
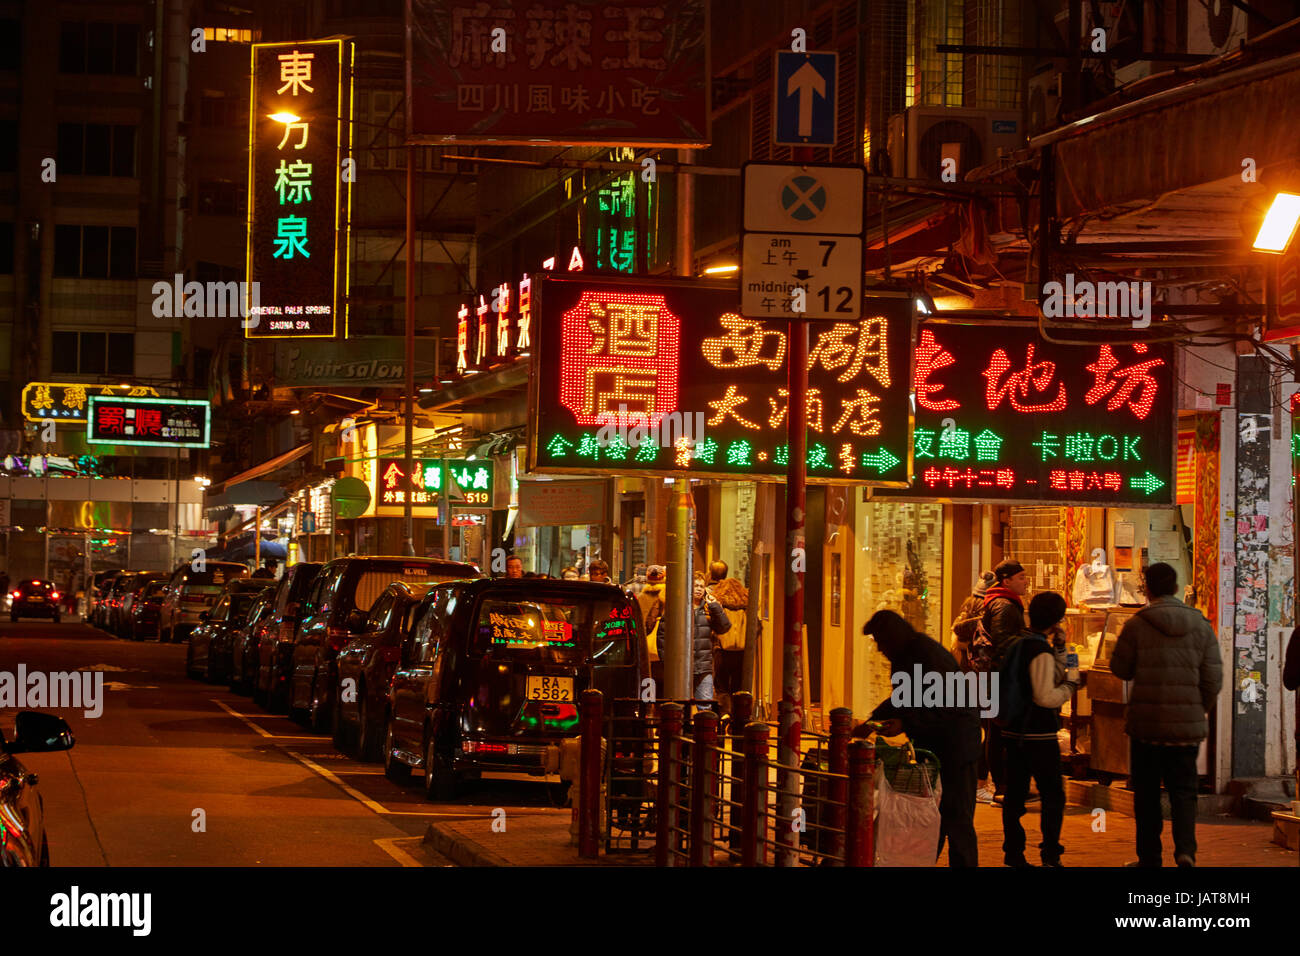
[{"xmin": 577, "ymin": 689, "xmax": 879, "ymax": 866}]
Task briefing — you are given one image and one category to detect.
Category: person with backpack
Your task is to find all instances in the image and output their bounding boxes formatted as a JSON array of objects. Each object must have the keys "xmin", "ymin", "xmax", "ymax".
[
  {"xmin": 997, "ymin": 591, "xmax": 1077, "ymax": 867},
  {"xmin": 1109, "ymin": 563, "xmax": 1222, "ymax": 867},
  {"xmin": 951, "ymin": 570, "xmax": 995, "ymax": 665},
  {"xmin": 637, "ymin": 566, "xmax": 666, "ymax": 694},
  {"xmin": 855, "ymin": 610, "xmax": 981, "ymax": 867},
  {"xmin": 974, "ymin": 559, "xmax": 1029, "ymax": 804}
]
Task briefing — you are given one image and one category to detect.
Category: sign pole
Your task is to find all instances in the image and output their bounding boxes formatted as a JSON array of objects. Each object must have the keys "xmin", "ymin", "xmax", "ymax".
[
  {"xmin": 402, "ymin": 143, "xmax": 417, "ymax": 557},
  {"xmin": 666, "ymin": 147, "xmax": 697, "ymax": 702}
]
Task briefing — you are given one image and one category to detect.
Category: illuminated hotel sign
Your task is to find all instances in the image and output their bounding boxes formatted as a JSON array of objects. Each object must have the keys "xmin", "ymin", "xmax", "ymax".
[
  {"xmin": 23, "ymin": 383, "xmax": 159, "ymax": 422},
  {"xmin": 86, "ymin": 397, "xmax": 212, "ymax": 449},
  {"xmin": 880, "ymin": 322, "xmax": 1174, "ymax": 505},
  {"xmin": 530, "ymin": 276, "xmax": 913, "ymax": 484},
  {"xmin": 377, "ymin": 459, "xmax": 493, "ymax": 509},
  {"xmin": 246, "ymin": 39, "xmax": 353, "ymax": 338}
]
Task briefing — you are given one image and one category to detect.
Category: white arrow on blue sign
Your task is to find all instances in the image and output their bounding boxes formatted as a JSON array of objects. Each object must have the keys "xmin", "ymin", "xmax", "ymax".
[{"xmin": 774, "ymin": 51, "xmax": 837, "ymax": 147}]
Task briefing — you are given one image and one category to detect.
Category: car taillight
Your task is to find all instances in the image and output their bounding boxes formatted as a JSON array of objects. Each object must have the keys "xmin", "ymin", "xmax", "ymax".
[
  {"xmin": 326, "ymin": 627, "xmax": 350, "ymax": 651},
  {"xmin": 51, "ymin": 591, "xmax": 60, "ymax": 600}
]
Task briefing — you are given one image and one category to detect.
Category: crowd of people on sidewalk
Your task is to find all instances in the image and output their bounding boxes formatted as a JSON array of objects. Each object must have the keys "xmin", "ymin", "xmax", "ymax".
[{"xmin": 856, "ymin": 559, "xmax": 1223, "ymax": 869}]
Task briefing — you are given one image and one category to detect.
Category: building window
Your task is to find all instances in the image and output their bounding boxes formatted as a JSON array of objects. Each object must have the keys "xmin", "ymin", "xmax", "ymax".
[
  {"xmin": 53, "ymin": 225, "xmax": 137, "ymax": 278},
  {"xmin": 195, "ymin": 261, "xmax": 241, "ymax": 283},
  {"xmin": 59, "ymin": 21, "xmax": 139, "ymax": 76},
  {"xmin": 196, "ymin": 179, "xmax": 245, "ymax": 217},
  {"xmin": 0, "ymin": 222, "xmax": 13, "ymax": 273},
  {"xmin": 201, "ymin": 27, "xmax": 255, "ymax": 43},
  {"xmin": 355, "ymin": 90, "xmax": 445, "ymax": 172},
  {"xmin": 51, "ymin": 331, "xmax": 135, "ymax": 376},
  {"xmin": 56, "ymin": 124, "xmax": 137, "ymax": 177},
  {"xmin": 198, "ymin": 92, "xmax": 247, "ymax": 129},
  {"xmin": 0, "ymin": 19, "xmax": 19, "ymax": 71}
]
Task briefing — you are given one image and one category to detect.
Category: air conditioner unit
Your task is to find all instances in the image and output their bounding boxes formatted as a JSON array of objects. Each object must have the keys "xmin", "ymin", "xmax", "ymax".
[
  {"xmin": 886, "ymin": 106, "xmax": 1023, "ymax": 181},
  {"xmin": 1026, "ymin": 68, "xmax": 1061, "ymax": 138},
  {"xmin": 1187, "ymin": 0, "xmax": 1247, "ymax": 54}
]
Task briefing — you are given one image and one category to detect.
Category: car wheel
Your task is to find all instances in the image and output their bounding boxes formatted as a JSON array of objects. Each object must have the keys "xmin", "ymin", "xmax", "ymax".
[
  {"xmin": 383, "ymin": 722, "xmax": 412, "ymax": 784},
  {"xmin": 331, "ymin": 687, "xmax": 351, "ymax": 754},
  {"xmin": 358, "ymin": 693, "xmax": 382, "ymax": 763},
  {"xmin": 423, "ymin": 730, "xmax": 459, "ymax": 801}
]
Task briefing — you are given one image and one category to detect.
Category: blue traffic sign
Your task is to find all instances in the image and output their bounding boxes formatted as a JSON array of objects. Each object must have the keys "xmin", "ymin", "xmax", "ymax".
[{"xmin": 774, "ymin": 51, "xmax": 837, "ymax": 147}]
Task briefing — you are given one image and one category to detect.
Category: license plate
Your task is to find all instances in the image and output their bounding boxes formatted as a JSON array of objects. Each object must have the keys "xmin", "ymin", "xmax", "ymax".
[
  {"xmin": 29, "ymin": 596, "xmax": 45, "ymax": 603},
  {"xmin": 526, "ymin": 676, "xmax": 573, "ymax": 702}
]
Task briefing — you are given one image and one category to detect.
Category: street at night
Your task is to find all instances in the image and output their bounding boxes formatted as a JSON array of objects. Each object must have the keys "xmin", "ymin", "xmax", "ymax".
[{"xmin": 5, "ymin": 0, "xmax": 1300, "ymax": 944}]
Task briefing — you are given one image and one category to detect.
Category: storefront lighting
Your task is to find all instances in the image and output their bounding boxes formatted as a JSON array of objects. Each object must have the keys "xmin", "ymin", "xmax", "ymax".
[
  {"xmin": 418, "ymin": 387, "xmax": 434, "ymax": 394},
  {"xmin": 268, "ymin": 111, "xmax": 301, "ymax": 124},
  {"xmin": 1252, "ymin": 192, "xmax": 1300, "ymax": 253},
  {"xmin": 290, "ymin": 409, "xmax": 301, "ymax": 415},
  {"xmin": 703, "ymin": 263, "xmax": 738, "ymax": 275},
  {"xmin": 193, "ymin": 476, "xmax": 211, "ymax": 487}
]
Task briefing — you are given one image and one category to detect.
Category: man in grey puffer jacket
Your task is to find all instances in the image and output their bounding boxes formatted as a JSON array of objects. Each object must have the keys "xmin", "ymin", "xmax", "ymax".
[{"xmin": 1110, "ymin": 563, "xmax": 1222, "ymax": 867}]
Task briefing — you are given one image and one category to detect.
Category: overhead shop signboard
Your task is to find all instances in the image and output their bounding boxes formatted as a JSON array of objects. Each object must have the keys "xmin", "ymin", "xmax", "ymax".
[
  {"xmin": 246, "ymin": 39, "xmax": 353, "ymax": 338},
  {"xmin": 375, "ymin": 458, "xmax": 493, "ymax": 510},
  {"xmin": 405, "ymin": 0, "xmax": 709, "ymax": 146},
  {"xmin": 877, "ymin": 322, "xmax": 1174, "ymax": 505},
  {"xmin": 529, "ymin": 275, "xmax": 913, "ymax": 485},
  {"xmin": 86, "ymin": 397, "xmax": 212, "ymax": 449},
  {"xmin": 22, "ymin": 383, "xmax": 159, "ymax": 422}
]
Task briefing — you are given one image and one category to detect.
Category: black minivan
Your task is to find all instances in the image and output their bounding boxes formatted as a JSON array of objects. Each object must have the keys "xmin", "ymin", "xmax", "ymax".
[{"xmin": 383, "ymin": 579, "xmax": 644, "ymax": 799}]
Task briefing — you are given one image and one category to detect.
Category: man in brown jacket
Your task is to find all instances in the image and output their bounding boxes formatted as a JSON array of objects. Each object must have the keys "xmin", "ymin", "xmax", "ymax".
[{"xmin": 1110, "ymin": 563, "xmax": 1222, "ymax": 867}]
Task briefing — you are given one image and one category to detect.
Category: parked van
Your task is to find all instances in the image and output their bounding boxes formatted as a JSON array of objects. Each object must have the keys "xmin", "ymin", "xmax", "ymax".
[{"xmin": 159, "ymin": 562, "xmax": 249, "ymax": 643}]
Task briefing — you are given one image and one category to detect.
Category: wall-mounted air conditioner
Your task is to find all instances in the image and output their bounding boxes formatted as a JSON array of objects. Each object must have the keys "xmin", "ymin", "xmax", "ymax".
[{"xmin": 885, "ymin": 106, "xmax": 1023, "ymax": 181}]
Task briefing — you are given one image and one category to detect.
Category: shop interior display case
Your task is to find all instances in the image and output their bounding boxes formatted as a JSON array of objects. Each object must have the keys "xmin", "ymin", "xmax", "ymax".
[
  {"xmin": 1085, "ymin": 606, "xmax": 1140, "ymax": 777},
  {"xmin": 1060, "ymin": 608, "xmax": 1108, "ymax": 768}
]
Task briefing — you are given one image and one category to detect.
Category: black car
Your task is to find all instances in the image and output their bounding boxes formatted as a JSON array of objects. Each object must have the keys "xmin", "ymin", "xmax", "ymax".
[
  {"xmin": 187, "ymin": 580, "xmax": 276, "ymax": 683},
  {"xmin": 332, "ymin": 581, "xmax": 436, "ymax": 761},
  {"xmin": 286, "ymin": 556, "xmax": 479, "ymax": 730},
  {"xmin": 126, "ymin": 580, "xmax": 167, "ymax": 641},
  {"xmin": 232, "ymin": 589, "xmax": 279, "ymax": 696},
  {"xmin": 10, "ymin": 579, "xmax": 63, "ymax": 623},
  {"xmin": 250, "ymin": 562, "xmax": 322, "ymax": 710},
  {"xmin": 383, "ymin": 579, "xmax": 643, "ymax": 799},
  {"xmin": 1, "ymin": 711, "xmax": 76, "ymax": 866}
]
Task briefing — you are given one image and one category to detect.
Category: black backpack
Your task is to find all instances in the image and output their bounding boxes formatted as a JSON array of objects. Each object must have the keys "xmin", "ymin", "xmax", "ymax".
[{"xmin": 993, "ymin": 632, "xmax": 1046, "ymax": 730}]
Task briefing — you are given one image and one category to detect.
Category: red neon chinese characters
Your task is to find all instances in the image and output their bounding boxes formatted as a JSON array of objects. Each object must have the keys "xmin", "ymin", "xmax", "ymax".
[
  {"xmin": 1084, "ymin": 344, "xmax": 1163, "ymax": 420},
  {"xmin": 134, "ymin": 408, "xmax": 163, "ymax": 436},
  {"xmin": 983, "ymin": 344, "xmax": 1068, "ymax": 413},
  {"xmin": 921, "ymin": 467, "xmax": 1015, "ymax": 490},
  {"xmin": 1049, "ymin": 470, "xmax": 1122, "ymax": 492},
  {"xmin": 559, "ymin": 291, "xmax": 680, "ymax": 427},
  {"xmin": 914, "ymin": 328, "xmax": 960, "ymax": 412},
  {"xmin": 98, "ymin": 406, "xmax": 126, "ymax": 434}
]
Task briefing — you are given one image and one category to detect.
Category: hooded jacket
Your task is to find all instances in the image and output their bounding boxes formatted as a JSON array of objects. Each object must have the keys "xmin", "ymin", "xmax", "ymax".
[
  {"xmin": 980, "ymin": 585, "xmax": 1025, "ymax": 666},
  {"xmin": 1108, "ymin": 596, "xmax": 1222, "ymax": 744}
]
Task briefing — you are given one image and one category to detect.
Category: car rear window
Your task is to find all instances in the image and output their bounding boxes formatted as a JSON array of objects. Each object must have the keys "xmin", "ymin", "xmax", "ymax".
[
  {"xmin": 181, "ymin": 565, "xmax": 247, "ymax": 587},
  {"xmin": 473, "ymin": 596, "xmax": 635, "ymax": 665},
  {"xmin": 19, "ymin": 581, "xmax": 52, "ymax": 592},
  {"xmin": 347, "ymin": 563, "xmax": 473, "ymax": 615}
]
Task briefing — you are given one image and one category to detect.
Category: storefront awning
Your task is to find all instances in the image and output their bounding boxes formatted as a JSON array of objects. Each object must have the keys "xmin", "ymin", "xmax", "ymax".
[{"xmin": 206, "ymin": 444, "xmax": 310, "ymax": 499}]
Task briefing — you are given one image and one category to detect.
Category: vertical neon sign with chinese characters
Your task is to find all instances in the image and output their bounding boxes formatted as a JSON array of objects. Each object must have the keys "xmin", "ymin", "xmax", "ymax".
[
  {"xmin": 530, "ymin": 276, "xmax": 913, "ymax": 484},
  {"xmin": 246, "ymin": 39, "xmax": 353, "ymax": 338},
  {"xmin": 880, "ymin": 322, "xmax": 1174, "ymax": 504}
]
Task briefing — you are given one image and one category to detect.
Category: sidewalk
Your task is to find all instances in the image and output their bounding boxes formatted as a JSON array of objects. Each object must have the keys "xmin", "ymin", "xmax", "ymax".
[{"xmin": 424, "ymin": 799, "xmax": 1296, "ymax": 867}]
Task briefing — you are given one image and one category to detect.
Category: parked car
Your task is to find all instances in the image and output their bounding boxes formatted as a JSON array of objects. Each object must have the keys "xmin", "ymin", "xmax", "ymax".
[
  {"xmin": 383, "ymin": 579, "xmax": 643, "ymax": 799},
  {"xmin": 88, "ymin": 571, "xmax": 122, "ymax": 627},
  {"xmin": 159, "ymin": 562, "xmax": 249, "ymax": 643},
  {"xmin": 284, "ymin": 557, "xmax": 480, "ymax": 730},
  {"xmin": 126, "ymin": 580, "xmax": 168, "ymax": 641},
  {"xmin": 93, "ymin": 572, "xmax": 130, "ymax": 628},
  {"xmin": 10, "ymin": 579, "xmax": 63, "ymax": 623},
  {"xmin": 250, "ymin": 562, "xmax": 322, "ymax": 710},
  {"xmin": 332, "ymin": 582, "xmax": 437, "ymax": 760},
  {"xmin": 115, "ymin": 572, "xmax": 168, "ymax": 637},
  {"xmin": 1, "ymin": 711, "xmax": 76, "ymax": 866},
  {"xmin": 187, "ymin": 580, "xmax": 276, "ymax": 683},
  {"xmin": 231, "ymin": 588, "xmax": 279, "ymax": 695}
]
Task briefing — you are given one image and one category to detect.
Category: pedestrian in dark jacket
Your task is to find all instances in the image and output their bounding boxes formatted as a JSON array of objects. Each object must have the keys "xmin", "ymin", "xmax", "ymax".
[
  {"xmin": 1000, "ymin": 591, "xmax": 1077, "ymax": 867},
  {"xmin": 856, "ymin": 610, "xmax": 981, "ymax": 867},
  {"xmin": 656, "ymin": 571, "xmax": 730, "ymax": 705},
  {"xmin": 981, "ymin": 559, "xmax": 1029, "ymax": 802},
  {"xmin": 1110, "ymin": 563, "xmax": 1222, "ymax": 867},
  {"xmin": 951, "ymin": 570, "xmax": 996, "ymax": 667}
]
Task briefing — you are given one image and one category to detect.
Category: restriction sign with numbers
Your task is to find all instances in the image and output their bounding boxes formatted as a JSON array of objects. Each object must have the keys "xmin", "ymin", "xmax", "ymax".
[{"xmin": 740, "ymin": 233, "xmax": 863, "ymax": 321}]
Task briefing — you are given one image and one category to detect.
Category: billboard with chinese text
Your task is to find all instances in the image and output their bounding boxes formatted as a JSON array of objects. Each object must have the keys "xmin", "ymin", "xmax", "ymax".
[
  {"xmin": 529, "ymin": 276, "xmax": 914, "ymax": 485},
  {"xmin": 23, "ymin": 383, "xmax": 159, "ymax": 423},
  {"xmin": 877, "ymin": 321, "xmax": 1174, "ymax": 505},
  {"xmin": 86, "ymin": 397, "xmax": 212, "ymax": 449},
  {"xmin": 375, "ymin": 458, "xmax": 493, "ymax": 511},
  {"xmin": 405, "ymin": 0, "xmax": 709, "ymax": 146},
  {"xmin": 246, "ymin": 39, "xmax": 353, "ymax": 338}
]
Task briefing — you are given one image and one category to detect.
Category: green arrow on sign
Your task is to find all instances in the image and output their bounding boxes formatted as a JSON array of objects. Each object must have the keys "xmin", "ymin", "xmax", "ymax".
[
  {"xmin": 1129, "ymin": 471, "xmax": 1166, "ymax": 496},
  {"xmin": 861, "ymin": 448, "xmax": 900, "ymax": 472}
]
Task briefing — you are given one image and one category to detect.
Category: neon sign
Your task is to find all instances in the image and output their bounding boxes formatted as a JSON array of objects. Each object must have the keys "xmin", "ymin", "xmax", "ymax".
[
  {"xmin": 376, "ymin": 458, "xmax": 493, "ymax": 510},
  {"xmin": 86, "ymin": 397, "xmax": 212, "ymax": 449},
  {"xmin": 885, "ymin": 322, "xmax": 1173, "ymax": 504},
  {"xmin": 531, "ymin": 276, "xmax": 913, "ymax": 484},
  {"xmin": 246, "ymin": 40, "xmax": 353, "ymax": 338},
  {"xmin": 23, "ymin": 383, "xmax": 159, "ymax": 423}
]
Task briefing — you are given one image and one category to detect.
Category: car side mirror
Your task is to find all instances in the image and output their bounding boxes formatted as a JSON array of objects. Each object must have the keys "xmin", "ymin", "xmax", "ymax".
[{"xmin": 8, "ymin": 711, "xmax": 75, "ymax": 753}]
